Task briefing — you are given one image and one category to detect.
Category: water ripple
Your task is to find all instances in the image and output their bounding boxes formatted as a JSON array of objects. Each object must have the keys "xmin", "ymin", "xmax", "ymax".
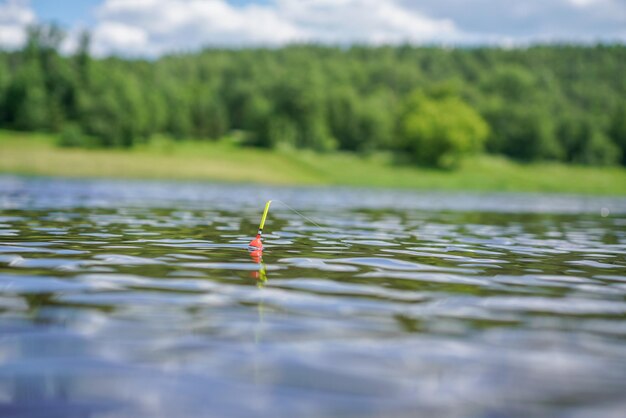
[{"xmin": 0, "ymin": 176, "xmax": 625, "ymax": 417}]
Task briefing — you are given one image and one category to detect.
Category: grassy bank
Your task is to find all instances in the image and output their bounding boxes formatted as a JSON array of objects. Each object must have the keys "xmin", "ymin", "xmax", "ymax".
[{"xmin": 1, "ymin": 130, "xmax": 625, "ymax": 195}]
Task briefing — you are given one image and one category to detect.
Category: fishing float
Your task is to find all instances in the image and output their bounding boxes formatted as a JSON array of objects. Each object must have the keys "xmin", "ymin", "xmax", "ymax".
[{"xmin": 249, "ymin": 200, "xmax": 272, "ymax": 250}]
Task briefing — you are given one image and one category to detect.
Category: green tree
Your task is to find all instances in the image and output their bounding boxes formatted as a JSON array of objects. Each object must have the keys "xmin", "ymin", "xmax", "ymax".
[
  {"xmin": 610, "ymin": 104, "xmax": 626, "ymax": 164},
  {"xmin": 74, "ymin": 31, "xmax": 91, "ymax": 84},
  {"xmin": 486, "ymin": 103, "xmax": 562, "ymax": 161},
  {"xmin": 579, "ymin": 130, "xmax": 621, "ymax": 166},
  {"xmin": 7, "ymin": 60, "xmax": 48, "ymax": 130},
  {"xmin": 397, "ymin": 91, "xmax": 489, "ymax": 168}
]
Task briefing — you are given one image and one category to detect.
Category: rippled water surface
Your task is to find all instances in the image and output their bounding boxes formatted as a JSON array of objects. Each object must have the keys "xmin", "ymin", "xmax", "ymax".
[{"xmin": 1, "ymin": 176, "xmax": 626, "ymax": 417}]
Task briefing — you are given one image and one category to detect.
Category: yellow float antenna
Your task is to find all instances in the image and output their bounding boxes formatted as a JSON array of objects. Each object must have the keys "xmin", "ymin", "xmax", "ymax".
[{"xmin": 257, "ymin": 200, "xmax": 272, "ymax": 236}]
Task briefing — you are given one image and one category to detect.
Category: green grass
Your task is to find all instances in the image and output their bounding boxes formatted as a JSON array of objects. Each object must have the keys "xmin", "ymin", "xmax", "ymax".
[{"xmin": 1, "ymin": 130, "xmax": 625, "ymax": 195}]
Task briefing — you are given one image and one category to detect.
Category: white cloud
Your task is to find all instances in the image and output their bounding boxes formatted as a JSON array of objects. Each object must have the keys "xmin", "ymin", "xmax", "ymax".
[
  {"xmin": 2, "ymin": 0, "xmax": 624, "ymax": 56},
  {"xmin": 398, "ymin": 0, "xmax": 626, "ymax": 44},
  {"xmin": 0, "ymin": 0, "xmax": 35, "ymax": 49},
  {"xmin": 92, "ymin": 0, "xmax": 303, "ymax": 55},
  {"xmin": 278, "ymin": 0, "xmax": 457, "ymax": 44},
  {"xmin": 566, "ymin": 0, "xmax": 604, "ymax": 7},
  {"xmin": 92, "ymin": 21, "xmax": 150, "ymax": 56},
  {"xmin": 90, "ymin": 0, "xmax": 459, "ymax": 56}
]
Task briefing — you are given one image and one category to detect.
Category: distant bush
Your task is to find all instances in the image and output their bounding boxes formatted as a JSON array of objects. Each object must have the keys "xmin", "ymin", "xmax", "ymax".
[
  {"xmin": 579, "ymin": 131, "xmax": 622, "ymax": 166},
  {"xmin": 486, "ymin": 104, "xmax": 562, "ymax": 162},
  {"xmin": 57, "ymin": 124, "xmax": 94, "ymax": 148},
  {"xmin": 558, "ymin": 116, "xmax": 622, "ymax": 165},
  {"xmin": 397, "ymin": 91, "xmax": 489, "ymax": 169},
  {"xmin": 610, "ymin": 105, "xmax": 626, "ymax": 165}
]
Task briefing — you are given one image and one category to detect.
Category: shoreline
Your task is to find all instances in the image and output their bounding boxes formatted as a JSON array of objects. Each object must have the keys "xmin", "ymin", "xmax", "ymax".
[{"xmin": 2, "ymin": 130, "xmax": 625, "ymax": 195}]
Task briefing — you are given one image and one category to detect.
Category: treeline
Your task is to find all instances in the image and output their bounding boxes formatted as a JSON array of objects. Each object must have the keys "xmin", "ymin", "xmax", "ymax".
[{"xmin": 1, "ymin": 25, "xmax": 625, "ymax": 168}]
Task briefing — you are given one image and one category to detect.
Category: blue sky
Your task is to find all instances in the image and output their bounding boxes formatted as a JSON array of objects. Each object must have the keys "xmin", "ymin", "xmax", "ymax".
[
  {"xmin": 2, "ymin": 0, "xmax": 625, "ymax": 56},
  {"xmin": 30, "ymin": 0, "xmax": 271, "ymax": 26},
  {"xmin": 32, "ymin": 0, "xmax": 98, "ymax": 26}
]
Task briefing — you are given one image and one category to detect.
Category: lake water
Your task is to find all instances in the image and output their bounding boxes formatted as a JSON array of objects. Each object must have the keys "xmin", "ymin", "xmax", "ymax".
[{"xmin": 1, "ymin": 175, "xmax": 626, "ymax": 418}]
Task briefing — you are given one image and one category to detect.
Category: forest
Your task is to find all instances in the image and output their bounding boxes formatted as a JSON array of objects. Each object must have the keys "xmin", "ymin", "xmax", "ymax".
[{"xmin": 1, "ymin": 25, "xmax": 625, "ymax": 169}]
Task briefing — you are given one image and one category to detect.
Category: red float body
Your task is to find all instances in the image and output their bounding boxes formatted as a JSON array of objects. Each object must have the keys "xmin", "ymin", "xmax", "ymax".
[{"xmin": 249, "ymin": 234, "xmax": 263, "ymax": 249}]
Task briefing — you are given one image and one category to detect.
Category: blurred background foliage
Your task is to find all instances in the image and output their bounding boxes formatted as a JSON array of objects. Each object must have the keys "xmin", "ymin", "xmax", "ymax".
[{"xmin": 0, "ymin": 25, "xmax": 625, "ymax": 169}]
